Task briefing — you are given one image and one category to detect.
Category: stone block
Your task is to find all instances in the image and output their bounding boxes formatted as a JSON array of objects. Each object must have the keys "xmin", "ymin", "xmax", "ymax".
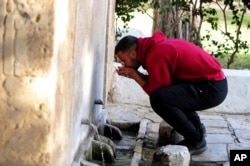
[
  {"xmin": 96, "ymin": 135, "xmax": 116, "ymax": 158},
  {"xmin": 158, "ymin": 121, "xmax": 174, "ymax": 146},
  {"xmin": 147, "ymin": 123, "xmax": 160, "ymax": 134},
  {"xmin": 14, "ymin": 1, "xmax": 53, "ymax": 77},
  {"xmin": 151, "ymin": 145, "xmax": 190, "ymax": 166},
  {"xmin": 158, "ymin": 121, "xmax": 183, "ymax": 146},
  {"xmin": 91, "ymin": 139, "xmax": 115, "ymax": 163},
  {"xmin": 3, "ymin": 15, "xmax": 14, "ymax": 75},
  {"xmin": 138, "ymin": 119, "xmax": 150, "ymax": 138}
]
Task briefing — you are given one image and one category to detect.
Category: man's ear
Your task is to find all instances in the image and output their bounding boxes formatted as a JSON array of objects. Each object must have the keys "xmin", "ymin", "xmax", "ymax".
[{"xmin": 130, "ymin": 50, "xmax": 137, "ymax": 59}]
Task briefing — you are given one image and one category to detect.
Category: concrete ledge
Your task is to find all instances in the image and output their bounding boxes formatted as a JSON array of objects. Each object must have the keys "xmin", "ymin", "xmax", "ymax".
[
  {"xmin": 109, "ymin": 64, "xmax": 250, "ymax": 114},
  {"xmin": 208, "ymin": 69, "xmax": 250, "ymax": 114}
]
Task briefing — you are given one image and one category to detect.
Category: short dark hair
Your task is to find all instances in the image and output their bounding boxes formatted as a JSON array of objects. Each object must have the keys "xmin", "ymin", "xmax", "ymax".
[{"xmin": 115, "ymin": 35, "xmax": 138, "ymax": 54}]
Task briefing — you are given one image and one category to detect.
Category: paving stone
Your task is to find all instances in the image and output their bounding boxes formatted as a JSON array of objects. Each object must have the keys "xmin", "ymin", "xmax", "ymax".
[
  {"xmin": 107, "ymin": 103, "xmax": 250, "ymax": 165},
  {"xmin": 206, "ymin": 127, "xmax": 230, "ymax": 134},
  {"xmin": 147, "ymin": 123, "xmax": 160, "ymax": 133},
  {"xmin": 238, "ymin": 139, "xmax": 250, "ymax": 144},
  {"xmin": 206, "ymin": 134, "xmax": 234, "ymax": 143},
  {"xmin": 144, "ymin": 112, "xmax": 162, "ymax": 123},
  {"xmin": 226, "ymin": 115, "xmax": 250, "ymax": 130},
  {"xmin": 199, "ymin": 114, "xmax": 225, "ymax": 120},
  {"xmin": 234, "ymin": 129, "xmax": 250, "ymax": 141},
  {"xmin": 107, "ymin": 111, "xmax": 142, "ymax": 122},
  {"xmin": 202, "ymin": 119, "xmax": 228, "ymax": 128},
  {"xmin": 192, "ymin": 144, "xmax": 228, "ymax": 162},
  {"xmin": 190, "ymin": 161, "xmax": 224, "ymax": 166},
  {"xmin": 228, "ymin": 143, "xmax": 250, "ymax": 151}
]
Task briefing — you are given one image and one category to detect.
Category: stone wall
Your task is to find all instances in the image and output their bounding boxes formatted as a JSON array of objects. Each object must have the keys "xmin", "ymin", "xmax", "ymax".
[
  {"xmin": 0, "ymin": 0, "xmax": 55, "ymax": 165},
  {"xmin": 0, "ymin": 0, "xmax": 115, "ymax": 165}
]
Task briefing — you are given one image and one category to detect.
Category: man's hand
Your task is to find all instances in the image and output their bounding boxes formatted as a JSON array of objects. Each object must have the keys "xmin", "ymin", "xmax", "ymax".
[
  {"xmin": 116, "ymin": 66, "xmax": 147, "ymax": 87},
  {"xmin": 116, "ymin": 66, "xmax": 136, "ymax": 78}
]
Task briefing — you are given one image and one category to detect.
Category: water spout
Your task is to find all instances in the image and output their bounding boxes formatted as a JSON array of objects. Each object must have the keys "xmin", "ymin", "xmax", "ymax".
[
  {"xmin": 81, "ymin": 119, "xmax": 91, "ymax": 125},
  {"xmin": 81, "ymin": 119, "xmax": 98, "ymax": 133}
]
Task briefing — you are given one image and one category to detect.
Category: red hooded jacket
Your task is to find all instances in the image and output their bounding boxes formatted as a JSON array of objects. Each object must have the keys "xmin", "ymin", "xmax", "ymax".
[{"xmin": 137, "ymin": 31, "xmax": 225, "ymax": 95}]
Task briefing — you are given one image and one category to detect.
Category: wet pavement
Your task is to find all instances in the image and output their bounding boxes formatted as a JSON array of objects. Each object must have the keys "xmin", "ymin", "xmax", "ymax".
[{"xmin": 106, "ymin": 103, "xmax": 250, "ymax": 166}]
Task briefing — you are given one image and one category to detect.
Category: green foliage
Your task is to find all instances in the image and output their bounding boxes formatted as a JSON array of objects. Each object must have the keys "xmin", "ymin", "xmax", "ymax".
[
  {"xmin": 115, "ymin": 0, "xmax": 250, "ymax": 68},
  {"xmin": 115, "ymin": 0, "xmax": 149, "ymax": 39},
  {"xmin": 200, "ymin": 0, "xmax": 250, "ymax": 68}
]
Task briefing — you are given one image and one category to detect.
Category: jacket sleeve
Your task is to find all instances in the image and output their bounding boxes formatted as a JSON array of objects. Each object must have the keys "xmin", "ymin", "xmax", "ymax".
[{"xmin": 142, "ymin": 51, "xmax": 172, "ymax": 95}]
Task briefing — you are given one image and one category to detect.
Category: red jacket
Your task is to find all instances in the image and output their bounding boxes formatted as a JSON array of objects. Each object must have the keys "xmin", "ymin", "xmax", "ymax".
[{"xmin": 137, "ymin": 31, "xmax": 225, "ymax": 95}]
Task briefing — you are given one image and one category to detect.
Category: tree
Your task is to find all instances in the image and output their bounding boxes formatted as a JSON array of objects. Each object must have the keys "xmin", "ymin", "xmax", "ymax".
[
  {"xmin": 115, "ymin": 0, "xmax": 148, "ymax": 40},
  {"xmin": 115, "ymin": 0, "xmax": 250, "ymax": 68}
]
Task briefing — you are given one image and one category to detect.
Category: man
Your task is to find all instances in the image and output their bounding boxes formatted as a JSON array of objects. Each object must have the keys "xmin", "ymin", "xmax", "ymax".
[{"xmin": 115, "ymin": 31, "xmax": 228, "ymax": 155}]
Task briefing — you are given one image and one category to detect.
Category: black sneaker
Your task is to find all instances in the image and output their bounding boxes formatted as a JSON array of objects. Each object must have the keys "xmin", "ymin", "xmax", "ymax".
[
  {"xmin": 177, "ymin": 137, "xmax": 207, "ymax": 155},
  {"xmin": 199, "ymin": 123, "xmax": 206, "ymax": 137}
]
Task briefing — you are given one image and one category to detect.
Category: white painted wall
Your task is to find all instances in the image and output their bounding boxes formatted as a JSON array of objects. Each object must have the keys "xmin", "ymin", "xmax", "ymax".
[
  {"xmin": 70, "ymin": 0, "xmax": 115, "ymax": 165},
  {"xmin": 110, "ymin": 63, "xmax": 250, "ymax": 114}
]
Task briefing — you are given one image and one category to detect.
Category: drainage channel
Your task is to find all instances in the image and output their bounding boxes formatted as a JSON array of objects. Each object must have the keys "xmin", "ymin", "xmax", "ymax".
[{"xmin": 80, "ymin": 119, "xmax": 153, "ymax": 166}]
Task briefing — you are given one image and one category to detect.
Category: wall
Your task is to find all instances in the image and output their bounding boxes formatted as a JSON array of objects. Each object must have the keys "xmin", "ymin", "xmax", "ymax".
[
  {"xmin": 70, "ymin": 0, "xmax": 115, "ymax": 165},
  {"xmin": 0, "ymin": 0, "xmax": 56, "ymax": 165},
  {"xmin": 0, "ymin": 0, "xmax": 115, "ymax": 165},
  {"xmin": 109, "ymin": 65, "xmax": 250, "ymax": 114}
]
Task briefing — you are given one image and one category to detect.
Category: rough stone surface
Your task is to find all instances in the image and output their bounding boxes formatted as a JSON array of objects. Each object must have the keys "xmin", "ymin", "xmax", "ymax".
[
  {"xmin": 158, "ymin": 120, "xmax": 183, "ymax": 146},
  {"xmin": 96, "ymin": 135, "xmax": 116, "ymax": 158},
  {"xmin": 91, "ymin": 139, "xmax": 115, "ymax": 163},
  {"xmin": 1, "ymin": 0, "xmax": 116, "ymax": 166},
  {"xmin": 4, "ymin": 0, "xmax": 53, "ymax": 76},
  {"xmin": 0, "ymin": 77, "xmax": 51, "ymax": 165},
  {"xmin": 158, "ymin": 121, "xmax": 174, "ymax": 146},
  {"xmin": 109, "ymin": 63, "xmax": 150, "ymax": 106},
  {"xmin": 152, "ymin": 145, "xmax": 190, "ymax": 166}
]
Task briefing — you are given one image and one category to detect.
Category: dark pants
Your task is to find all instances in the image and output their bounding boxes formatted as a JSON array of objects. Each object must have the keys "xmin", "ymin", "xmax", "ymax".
[{"xmin": 150, "ymin": 78, "xmax": 228, "ymax": 142}]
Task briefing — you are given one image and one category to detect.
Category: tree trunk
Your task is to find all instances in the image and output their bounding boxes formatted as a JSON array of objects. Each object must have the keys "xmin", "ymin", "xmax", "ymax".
[{"xmin": 153, "ymin": 0, "xmax": 199, "ymax": 42}]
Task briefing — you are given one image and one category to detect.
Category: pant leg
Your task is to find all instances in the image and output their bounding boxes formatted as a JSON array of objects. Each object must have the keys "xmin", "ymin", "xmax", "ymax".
[
  {"xmin": 149, "ymin": 78, "xmax": 228, "ymax": 141},
  {"xmin": 185, "ymin": 111, "xmax": 202, "ymax": 129}
]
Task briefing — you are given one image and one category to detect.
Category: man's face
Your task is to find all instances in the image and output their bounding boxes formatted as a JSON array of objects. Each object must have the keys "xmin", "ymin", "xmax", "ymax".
[{"xmin": 116, "ymin": 49, "xmax": 139, "ymax": 69}]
